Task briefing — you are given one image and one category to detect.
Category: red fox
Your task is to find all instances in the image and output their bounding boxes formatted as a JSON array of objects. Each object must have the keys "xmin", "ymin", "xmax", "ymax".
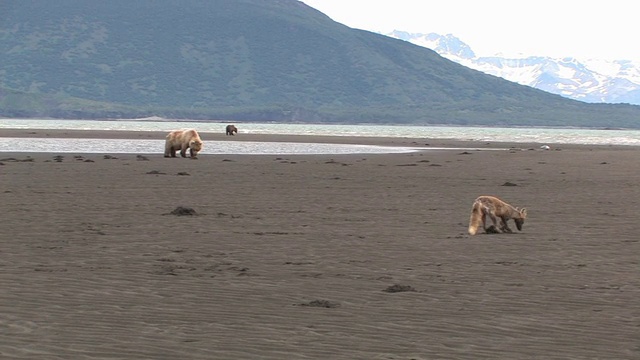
[{"xmin": 468, "ymin": 196, "xmax": 527, "ymax": 235}]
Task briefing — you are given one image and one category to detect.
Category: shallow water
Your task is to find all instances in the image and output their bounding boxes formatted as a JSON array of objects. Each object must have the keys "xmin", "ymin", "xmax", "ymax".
[
  {"xmin": 0, "ymin": 138, "xmax": 421, "ymax": 155},
  {"xmin": 2, "ymin": 119, "xmax": 640, "ymax": 154}
]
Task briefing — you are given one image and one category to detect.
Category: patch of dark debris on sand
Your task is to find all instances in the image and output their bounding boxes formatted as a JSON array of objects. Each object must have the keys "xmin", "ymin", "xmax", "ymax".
[
  {"xmin": 146, "ymin": 170, "xmax": 166, "ymax": 175},
  {"xmin": 166, "ymin": 206, "xmax": 198, "ymax": 216},
  {"xmin": 501, "ymin": 181, "xmax": 518, "ymax": 186},
  {"xmin": 277, "ymin": 158, "xmax": 297, "ymax": 164},
  {"xmin": 72, "ymin": 155, "xmax": 95, "ymax": 163},
  {"xmin": 0, "ymin": 157, "xmax": 33, "ymax": 162},
  {"xmin": 325, "ymin": 159, "xmax": 350, "ymax": 166},
  {"xmin": 44, "ymin": 155, "xmax": 94, "ymax": 163},
  {"xmin": 383, "ymin": 284, "xmax": 416, "ymax": 293},
  {"xmin": 296, "ymin": 299, "xmax": 341, "ymax": 308},
  {"xmin": 216, "ymin": 212, "xmax": 243, "ymax": 218}
]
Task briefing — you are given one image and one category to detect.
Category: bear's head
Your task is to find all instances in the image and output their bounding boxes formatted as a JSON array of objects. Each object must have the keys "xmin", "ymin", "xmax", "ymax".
[{"xmin": 190, "ymin": 140, "xmax": 203, "ymax": 154}]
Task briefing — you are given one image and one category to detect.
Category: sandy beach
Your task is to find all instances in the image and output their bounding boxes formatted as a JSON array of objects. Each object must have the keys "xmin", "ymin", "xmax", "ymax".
[{"xmin": 1, "ymin": 129, "xmax": 638, "ymax": 359}]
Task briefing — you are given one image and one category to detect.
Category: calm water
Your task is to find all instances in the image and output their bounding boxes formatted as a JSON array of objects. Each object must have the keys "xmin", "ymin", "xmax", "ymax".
[{"xmin": 1, "ymin": 119, "xmax": 639, "ymax": 154}]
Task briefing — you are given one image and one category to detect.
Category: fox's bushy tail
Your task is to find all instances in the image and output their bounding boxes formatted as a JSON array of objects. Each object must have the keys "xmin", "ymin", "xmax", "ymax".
[{"xmin": 468, "ymin": 201, "xmax": 483, "ymax": 235}]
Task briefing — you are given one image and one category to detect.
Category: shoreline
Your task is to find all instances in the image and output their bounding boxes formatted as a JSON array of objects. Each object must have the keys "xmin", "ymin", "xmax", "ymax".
[{"xmin": 1, "ymin": 128, "xmax": 637, "ymax": 151}]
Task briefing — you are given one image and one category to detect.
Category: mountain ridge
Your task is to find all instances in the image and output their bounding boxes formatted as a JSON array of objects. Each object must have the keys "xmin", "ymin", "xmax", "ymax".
[
  {"xmin": 386, "ymin": 30, "xmax": 640, "ymax": 105},
  {"xmin": 1, "ymin": 0, "xmax": 639, "ymax": 128}
]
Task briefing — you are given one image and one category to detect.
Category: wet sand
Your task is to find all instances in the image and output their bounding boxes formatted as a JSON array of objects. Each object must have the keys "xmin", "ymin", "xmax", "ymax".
[{"xmin": 1, "ymin": 129, "xmax": 638, "ymax": 359}]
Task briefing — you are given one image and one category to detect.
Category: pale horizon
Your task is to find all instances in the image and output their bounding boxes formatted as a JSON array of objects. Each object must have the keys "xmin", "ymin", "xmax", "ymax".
[{"xmin": 301, "ymin": 0, "xmax": 639, "ymax": 61}]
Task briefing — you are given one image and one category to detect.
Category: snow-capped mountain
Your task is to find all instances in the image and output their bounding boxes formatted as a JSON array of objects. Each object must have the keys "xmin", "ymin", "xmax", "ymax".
[{"xmin": 386, "ymin": 30, "xmax": 640, "ymax": 105}]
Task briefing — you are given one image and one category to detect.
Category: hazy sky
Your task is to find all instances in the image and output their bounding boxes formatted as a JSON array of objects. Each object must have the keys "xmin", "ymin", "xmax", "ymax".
[{"xmin": 300, "ymin": 0, "xmax": 637, "ymax": 61}]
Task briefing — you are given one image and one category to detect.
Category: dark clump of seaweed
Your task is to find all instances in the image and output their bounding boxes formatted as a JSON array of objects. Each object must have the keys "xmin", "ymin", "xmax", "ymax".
[{"xmin": 168, "ymin": 206, "xmax": 198, "ymax": 216}]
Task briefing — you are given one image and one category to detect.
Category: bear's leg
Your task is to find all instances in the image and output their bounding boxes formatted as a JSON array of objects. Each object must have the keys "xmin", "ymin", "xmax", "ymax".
[
  {"xmin": 164, "ymin": 141, "xmax": 172, "ymax": 157},
  {"xmin": 166, "ymin": 145, "xmax": 177, "ymax": 157},
  {"xmin": 190, "ymin": 148, "xmax": 198, "ymax": 158},
  {"xmin": 180, "ymin": 145, "xmax": 188, "ymax": 158}
]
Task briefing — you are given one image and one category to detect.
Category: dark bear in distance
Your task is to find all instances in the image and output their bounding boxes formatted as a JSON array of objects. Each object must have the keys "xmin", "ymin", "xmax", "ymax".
[{"xmin": 226, "ymin": 124, "xmax": 238, "ymax": 136}]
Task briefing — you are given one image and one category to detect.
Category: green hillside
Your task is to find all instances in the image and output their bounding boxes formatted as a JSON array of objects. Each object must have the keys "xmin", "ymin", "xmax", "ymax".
[{"xmin": 1, "ymin": 0, "xmax": 639, "ymax": 127}]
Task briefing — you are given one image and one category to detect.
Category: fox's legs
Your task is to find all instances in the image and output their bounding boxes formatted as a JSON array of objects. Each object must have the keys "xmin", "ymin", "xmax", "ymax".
[
  {"xmin": 486, "ymin": 212, "xmax": 501, "ymax": 232},
  {"xmin": 480, "ymin": 213, "xmax": 488, "ymax": 232},
  {"xmin": 479, "ymin": 206, "xmax": 510, "ymax": 234},
  {"xmin": 500, "ymin": 218, "xmax": 513, "ymax": 233}
]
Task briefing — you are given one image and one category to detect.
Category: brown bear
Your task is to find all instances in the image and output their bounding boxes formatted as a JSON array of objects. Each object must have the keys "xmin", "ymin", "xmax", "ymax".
[
  {"xmin": 226, "ymin": 124, "xmax": 238, "ymax": 136},
  {"xmin": 164, "ymin": 129, "xmax": 203, "ymax": 159}
]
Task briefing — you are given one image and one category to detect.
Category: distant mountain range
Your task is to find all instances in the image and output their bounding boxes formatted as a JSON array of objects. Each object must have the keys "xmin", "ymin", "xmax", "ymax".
[{"xmin": 386, "ymin": 31, "xmax": 640, "ymax": 105}]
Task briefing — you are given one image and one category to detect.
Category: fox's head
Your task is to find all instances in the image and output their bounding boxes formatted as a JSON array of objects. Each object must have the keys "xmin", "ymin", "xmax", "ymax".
[{"xmin": 515, "ymin": 208, "xmax": 527, "ymax": 231}]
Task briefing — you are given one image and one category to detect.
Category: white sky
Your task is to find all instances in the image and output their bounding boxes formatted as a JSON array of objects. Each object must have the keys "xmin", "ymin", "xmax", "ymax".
[{"xmin": 300, "ymin": 0, "xmax": 638, "ymax": 61}]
